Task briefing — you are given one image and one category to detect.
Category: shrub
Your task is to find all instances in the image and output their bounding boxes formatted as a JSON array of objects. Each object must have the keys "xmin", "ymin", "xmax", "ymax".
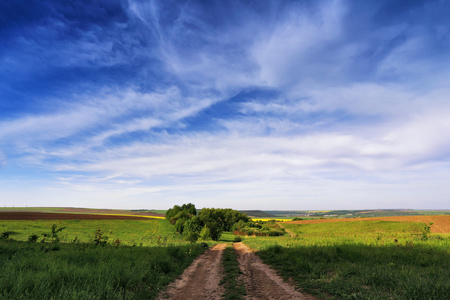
[
  {"xmin": 185, "ymin": 231, "xmax": 199, "ymax": 243},
  {"xmin": 1, "ymin": 231, "xmax": 10, "ymax": 240},
  {"xmin": 93, "ymin": 229, "xmax": 108, "ymax": 247},
  {"xmin": 199, "ymin": 226, "xmax": 211, "ymax": 241},
  {"xmin": 28, "ymin": 234, "xmax": 39, "ymax": 243}
]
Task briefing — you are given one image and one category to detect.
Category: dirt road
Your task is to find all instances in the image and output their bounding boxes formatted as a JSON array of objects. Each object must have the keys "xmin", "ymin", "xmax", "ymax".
[
  {"xmin": 234, "ymin": 243, "xmax": 315, "ymax": 300},
  {"xmin": 159, "ymin": 242, "xmax": 314, "ymax": 299},
  {"xmin": 158, "ymin": 243, "xmax": 227, "ymax": 300}
]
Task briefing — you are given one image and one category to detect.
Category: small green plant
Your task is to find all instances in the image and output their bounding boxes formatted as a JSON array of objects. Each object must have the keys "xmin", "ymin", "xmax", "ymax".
[
  {"xmin": 234, "ymin": 236, "xmax": 243, "ymax": 242},
  {"xmin": 41, "ymin": 224, "xmax": 66, "ymax": 243},
  {"xmin": 421, "ymin": 222, "xmax": 433, "ymax": 240},
  {"xmin": 93, "ymin": 229, "xmax": 108, "ymax": 246},
  {"xmin": 28, "ymin": 234, "xmax": 39, "ymax": 243}
]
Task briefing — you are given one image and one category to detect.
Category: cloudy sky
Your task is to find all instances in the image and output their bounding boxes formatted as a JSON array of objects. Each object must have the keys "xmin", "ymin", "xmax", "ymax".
[{"xmin": 1, "ymin": 0, "xmax": 449, "ymax": 210}]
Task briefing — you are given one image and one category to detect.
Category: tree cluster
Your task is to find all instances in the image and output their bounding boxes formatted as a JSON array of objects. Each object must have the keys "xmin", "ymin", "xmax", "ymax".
[
  {"xmin": 165, "ymin": 204, "xmax": 249, "ymax": 241},
  {"xmin": 232, "ymin": 220, "xmax": 286, "ymax": 236}
]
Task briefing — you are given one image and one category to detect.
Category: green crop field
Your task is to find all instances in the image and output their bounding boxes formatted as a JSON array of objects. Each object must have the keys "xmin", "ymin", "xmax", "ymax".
[{"xmin": 244, "ymin": 220, "xmax": 450, "ymax": 299}]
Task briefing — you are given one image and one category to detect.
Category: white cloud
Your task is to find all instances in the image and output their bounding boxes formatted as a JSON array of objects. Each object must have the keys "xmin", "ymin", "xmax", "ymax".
[
  {"xmin": 0, "ymin": 87, "xmax": 218, "ymax": 155},
  {"xmin": 48, "ymin": 101, "xmax": 450, "ymax": 181},
  {"xmin": 252, "ymin": 0, "xmax": 347, "ymax": 87}
]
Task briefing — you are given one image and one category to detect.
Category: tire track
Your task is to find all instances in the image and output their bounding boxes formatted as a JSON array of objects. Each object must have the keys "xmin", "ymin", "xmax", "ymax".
[
  {"xmin": 158, "ymin": 243, "xmax": 226, "ymax": 300},
  {"xmin": 234, "ymin": 242, "xmax": 315, "ymax": 300}
]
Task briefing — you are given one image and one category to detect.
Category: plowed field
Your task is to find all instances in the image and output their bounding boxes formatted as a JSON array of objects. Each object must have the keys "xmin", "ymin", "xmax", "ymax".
[
  {"xmin": 59, "ymin": 208, "xmax": 164, "ymax": 217},
  {"xmin": 288, "ymin": 215, "xmax": 450, "ymax": 233},
  {"xmin": 0, "ymin": 212, "xmax": 154, "ymax": 220}
]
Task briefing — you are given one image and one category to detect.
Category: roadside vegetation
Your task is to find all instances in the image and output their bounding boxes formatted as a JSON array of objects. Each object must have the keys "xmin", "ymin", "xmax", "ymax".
[
  {"xmin": 220, "ymin": 246, "xmax": 246, "ymax": 300},
  {"xmin": 0, "ymin": 231, "xmax": 206, "ymax": 299},
  {"xmin": 233, "ymin": 219, "xmax": 286, "ymax": 236}
]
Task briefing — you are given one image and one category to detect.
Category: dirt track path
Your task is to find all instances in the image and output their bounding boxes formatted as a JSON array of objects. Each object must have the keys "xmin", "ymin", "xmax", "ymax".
[
  {"xmin": 277, "ymin": 222, "xmax": 295, "ymax": 237},
  {"xmin": 159, "ymin": 242, "xmax": 315, "ymax": 299},
  {"xmin": 158, "ymin": 243, "xmax": 226, "ymax": 300},
  {"xmin": 234, "ymin": 243, "xmax": 315, "ymax": 300}
]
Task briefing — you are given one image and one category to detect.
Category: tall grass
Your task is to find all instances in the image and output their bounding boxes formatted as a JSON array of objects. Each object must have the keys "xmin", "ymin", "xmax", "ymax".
[
  {"xmin": 0, "ymin": 239, "xmax": 206, "ymax": 299},
  {"xmin": 244, "ymin": 221, "xmax": 450, "ymax": 299}
]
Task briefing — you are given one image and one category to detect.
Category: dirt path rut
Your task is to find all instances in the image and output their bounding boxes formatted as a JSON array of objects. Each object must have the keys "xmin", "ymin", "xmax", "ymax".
[
  {"xmin": 277, "ymin": 222, "xmax": 295, "ymax": 237},
  {"xmin": 158, "ymin": 243, "xmax": 227, "ymax": 300},
  {"xmin": 234, "ymin": 242, "xmax": 315, "ymax": 300}
]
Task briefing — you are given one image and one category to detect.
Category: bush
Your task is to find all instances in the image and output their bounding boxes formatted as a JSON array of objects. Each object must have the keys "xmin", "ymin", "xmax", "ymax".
[
  {"xmin": 185, "ymin": 231, "xmax": 199, "ymax": 243},
  {"xmin": 93, "ymin": 229, "xmax": 108, "ymax": 247},
  {"xmin": 28, "ymin": 234, "xmax": 39, "ymax": 243},
  {"xmin": 199, "ymin": 226, "xmax": 211, "ymax": 241}
]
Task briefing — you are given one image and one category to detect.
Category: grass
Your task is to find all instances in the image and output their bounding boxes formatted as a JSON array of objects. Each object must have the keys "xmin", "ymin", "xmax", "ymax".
[
  {"xmin": 0, "ymin": 239, "xmax": 206, "ymax": 299},
  {"xmin": 2, "ymin": 213, "xmax": 449, "ymax": 299},
  {"xmin": 220, "ymin": 245, "xmax": 246, "ymax": 300},
  {"xmin": 219, "ymin": 231, "xmax": 237, "ymax": 242},
  {"xmin": 0, "ymin": 219, "xmax": 186, "ymax": 246},
  {"xmin": 283, "ymin": 220, "xmax": 424, "ymax": 236},
  {"xmin": 243, "ymin": 221, "xmax": 450, "ymax": 299}
]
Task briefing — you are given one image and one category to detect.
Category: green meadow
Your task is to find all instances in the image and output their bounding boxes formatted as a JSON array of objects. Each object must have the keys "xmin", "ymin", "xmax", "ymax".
[
  {"xmin": 1, "ymin": 214, "xmax": 449, "ymax": 299},
  {"xmin": 244, "ymin": 220, "xmax": 450, "ymax": 299},
  {"xmin": 0, "ymin": 240, "xmax": 206, "ymax": 299},
  {"xmin": 0, "ymin": 218, "xmax": 208, "ymax": 299},
  {"xmin": 0, "ymin": 219, "xmax": 185, "ymax": 246}
]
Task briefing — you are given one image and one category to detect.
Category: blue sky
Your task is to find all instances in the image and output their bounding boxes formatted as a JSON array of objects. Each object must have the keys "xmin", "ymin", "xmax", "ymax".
[{"xmin": 1, "ymin": 0, "xmax": 450, "ymax": 210}]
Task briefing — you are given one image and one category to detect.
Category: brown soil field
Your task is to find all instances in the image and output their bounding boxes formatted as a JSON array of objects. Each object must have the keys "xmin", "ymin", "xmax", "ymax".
[
  {"xmin": 59, "ymin": 207, "xmax": 164, "ymax": 217},
  {"xmin": 288, "ymin": 215, "xmax": 450, "ymax": 233},
  {"xmin": 0, "ymin": 212, "xmax": 156, "ymax": 220}
]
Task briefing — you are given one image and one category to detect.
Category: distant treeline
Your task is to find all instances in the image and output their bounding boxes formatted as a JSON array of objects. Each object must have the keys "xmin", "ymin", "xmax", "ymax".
[
  {"xmin": 238, "ymin": 210, "xmax": 276, "ymax": 218},
  {"xmin": 265, "ymin": 209, "xmax": 450, "ymax": 218}
]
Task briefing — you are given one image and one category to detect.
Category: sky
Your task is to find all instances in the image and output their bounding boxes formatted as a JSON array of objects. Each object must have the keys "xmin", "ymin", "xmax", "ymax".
[{"xmin": 1, "ymin": 0, "xmax": 450, "ymax": 210}]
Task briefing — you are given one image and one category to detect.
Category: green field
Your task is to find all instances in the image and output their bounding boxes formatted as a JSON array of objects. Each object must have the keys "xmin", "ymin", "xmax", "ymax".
[
  {"xmin": 0, "ymin": 219, "xmax": 185, "ymax": 246},
  {"xmin": 0, "ymin": 217, "xmax": 210, "ymax": 299},
  {"xmin": 284, "ymin": 220, "xmax": 424, "ymax": 237},
  {"xmin": 244, "ymin": 221, "xmax": 450, "ymax": 299},
  {"xmin": 0, "ymin": 240, "xmax": 206, "ymax": 299},
  {"xmin": 1, "ymin": 211, "xmax": 450, "ymax": 299}
]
